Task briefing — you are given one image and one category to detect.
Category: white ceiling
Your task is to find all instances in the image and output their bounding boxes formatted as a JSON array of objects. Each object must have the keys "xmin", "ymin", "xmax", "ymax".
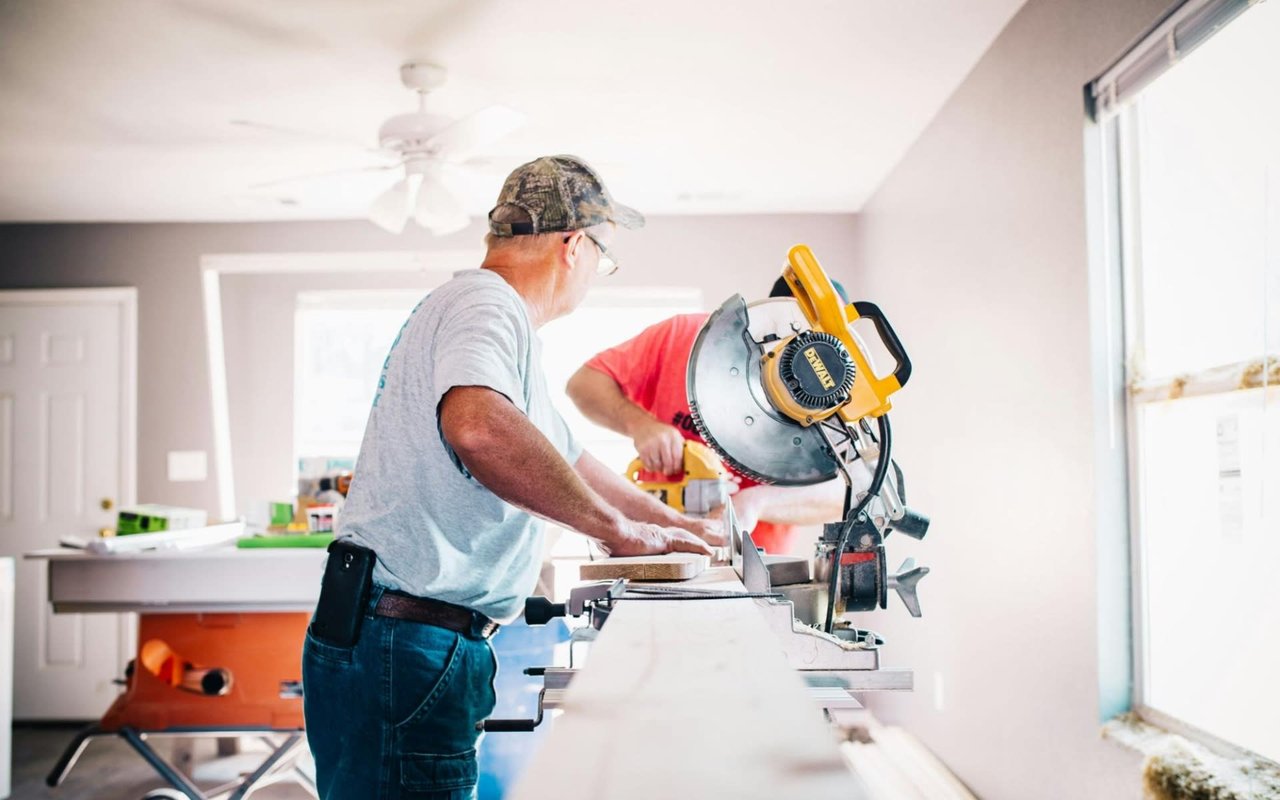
[{"xmin": 0, "ymin": 0, "xmax": 1026, "ymax": 223}]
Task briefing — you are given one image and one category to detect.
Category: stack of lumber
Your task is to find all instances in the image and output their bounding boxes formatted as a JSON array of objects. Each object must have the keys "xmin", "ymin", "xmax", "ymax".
[{"xmin": 840, "ymin": 722, "xmax": 976, "ymax": 800}]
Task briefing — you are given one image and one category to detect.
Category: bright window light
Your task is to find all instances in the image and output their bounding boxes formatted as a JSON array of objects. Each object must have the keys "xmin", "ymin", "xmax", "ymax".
[
  {"xmin": 295, "ymin": 291, "xmax": 424, "ymax": 462},
  {"xmin": 293, "ymin": 284, "xmax": 703, "ymax": 474}
]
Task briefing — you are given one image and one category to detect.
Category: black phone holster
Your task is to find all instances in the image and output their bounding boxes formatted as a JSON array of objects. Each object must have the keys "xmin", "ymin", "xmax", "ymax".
[{"xmin": 309, "ymin": 539, "xmax": 377, "ymax": 648}]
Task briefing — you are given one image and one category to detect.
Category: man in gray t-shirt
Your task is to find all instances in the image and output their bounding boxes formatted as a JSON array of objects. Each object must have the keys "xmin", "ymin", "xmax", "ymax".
[{"xmin": 302, "ymin": 155, "xmax": 721, "ymax": 799}]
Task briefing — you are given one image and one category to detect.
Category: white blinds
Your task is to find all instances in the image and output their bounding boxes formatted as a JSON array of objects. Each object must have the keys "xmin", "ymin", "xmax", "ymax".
[{"xmin": 1088, "ymin": 0, "xmax": 1254, "ymax": 120}]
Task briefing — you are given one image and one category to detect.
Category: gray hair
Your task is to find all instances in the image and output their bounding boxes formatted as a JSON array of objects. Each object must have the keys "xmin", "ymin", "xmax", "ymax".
[{"xmin": 484, "ymin": 205, "xmax": 558, "ymax": 252}]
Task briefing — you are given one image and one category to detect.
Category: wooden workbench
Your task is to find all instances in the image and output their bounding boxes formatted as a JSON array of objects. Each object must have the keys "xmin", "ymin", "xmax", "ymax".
[{"xmin": 508, "ymin": 566, "xmax": 870, "ymax": 799}]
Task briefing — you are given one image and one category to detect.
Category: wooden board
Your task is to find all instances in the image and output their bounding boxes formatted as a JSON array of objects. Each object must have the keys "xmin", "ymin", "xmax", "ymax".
[
  {"xmin": 840, "ymin": 725, "xmax": 976, "ymax": 800},
  {"xmin": 578, "ymin": 553, "xmax": 709, "ymax": 581},
  {"xmin": 509, "ymin": 566, "xmax": 869, "ymax": 800}
]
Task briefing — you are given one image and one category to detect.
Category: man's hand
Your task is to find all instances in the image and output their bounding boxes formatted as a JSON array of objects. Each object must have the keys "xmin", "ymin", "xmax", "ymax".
[
  {"xmin": 602, "ymin": 520, "xmax": 715, "ymax": 558},
  {"xmin": 574, "ymin": 449, "xmax": 726, "ymax": 547},
  {"xmin": 565, "ymin": 365, "xmax": 685, "ymax": 475},
  {"xmin": 677, "ymin": 515, "xmax": 726, "ymax": 547},
  {"xmin": 630, "ymin": 418, "xmax": 685, "ymax": 475}
]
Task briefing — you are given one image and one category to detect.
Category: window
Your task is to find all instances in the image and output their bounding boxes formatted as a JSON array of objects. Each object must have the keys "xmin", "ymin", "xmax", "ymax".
[
  {"xmin": 1090, "ymin": 0, "xmax": 1280, "ymax": 761},
  {"xmin": 538, "ymin": 287, "xmax": 703, "ymax": 471},
  {"xmin": 295, "ymin": 290, "xmax": 425, "ymax": 463},
  {"xmin": 294, "ymin": 284, "xmax": 702, "ymax": 474}
]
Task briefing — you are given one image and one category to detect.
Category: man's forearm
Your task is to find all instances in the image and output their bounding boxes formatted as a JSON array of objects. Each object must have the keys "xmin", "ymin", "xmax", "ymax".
[
  {"xmin": 565, "ymin": 365, "xmax": 655, "ymax": 437},
  {"xmin": 574, "ymin": 449, "xmax": 685, "ymax": 528},
  {"xmin": 744, "ymin": 480, "xmax": 847, "ymax": 525},
  {"xmin": 439, "ymin": 387, "xmax": 631, "ymax": 548}
]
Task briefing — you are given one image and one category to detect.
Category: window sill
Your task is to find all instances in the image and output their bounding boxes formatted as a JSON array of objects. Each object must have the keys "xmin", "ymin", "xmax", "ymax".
[{"xmin": 1102, "ymin": 713, "xmax": 1280, "ymax": 800}]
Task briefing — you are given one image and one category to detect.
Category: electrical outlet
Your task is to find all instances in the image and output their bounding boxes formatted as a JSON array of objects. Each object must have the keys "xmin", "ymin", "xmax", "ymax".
[{"xmin": 167, "ymin": 450, "xmax": 208, "ymax": 482}]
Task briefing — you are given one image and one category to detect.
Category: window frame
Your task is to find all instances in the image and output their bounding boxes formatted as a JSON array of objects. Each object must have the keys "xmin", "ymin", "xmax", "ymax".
[{"xmin": 1088, "ymin": 9, "xmax": 1279, "ymax": 761}]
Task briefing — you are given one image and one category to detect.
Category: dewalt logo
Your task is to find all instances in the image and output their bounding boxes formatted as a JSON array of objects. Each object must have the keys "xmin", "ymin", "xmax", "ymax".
[{"xmin": 804, "ymin": 347, "xmax": 836, "ymax": 390}]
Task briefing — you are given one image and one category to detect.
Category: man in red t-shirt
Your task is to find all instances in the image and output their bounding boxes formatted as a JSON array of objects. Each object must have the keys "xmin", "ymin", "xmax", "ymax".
[{"xmin": 567, "ymin": 279, "xmax": 846, "ymax": 554}]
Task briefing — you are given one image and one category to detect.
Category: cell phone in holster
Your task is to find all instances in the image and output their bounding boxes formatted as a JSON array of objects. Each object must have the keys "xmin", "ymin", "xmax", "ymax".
[{"xmin": 310, "ymin": 539, "xmax": 377, "ymax": 648}]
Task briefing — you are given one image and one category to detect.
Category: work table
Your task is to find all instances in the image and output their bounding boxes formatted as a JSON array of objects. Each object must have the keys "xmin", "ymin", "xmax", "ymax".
[
  {"xmin": 509, "ymin": 566, "xmax": 872, "ymax": 799},
  {"xmin": 26, "ymin": 547, "xmax": 326, "ymax": 613}
]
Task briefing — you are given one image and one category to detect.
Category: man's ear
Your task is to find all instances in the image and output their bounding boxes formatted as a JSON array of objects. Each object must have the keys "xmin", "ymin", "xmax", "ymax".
[{"xmin": 560, "ymin": 232, "xmax": 583, "ymax": 270}]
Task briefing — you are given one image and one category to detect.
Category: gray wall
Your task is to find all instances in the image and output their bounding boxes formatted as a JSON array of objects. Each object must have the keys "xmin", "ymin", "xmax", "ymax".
[
  {"xmin": 0, "ymin": 215, "xmax": 860, "ymax": 516},
  {"xmin": 848, "ymin": 0, "xmax": 1171, "ymax": 797}
]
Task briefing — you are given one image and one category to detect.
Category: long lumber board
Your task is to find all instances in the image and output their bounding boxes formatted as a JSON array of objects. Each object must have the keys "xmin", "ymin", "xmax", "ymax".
[{"xmin": 508, "ymin": 567, "xmax": 869, "ymax": 799}]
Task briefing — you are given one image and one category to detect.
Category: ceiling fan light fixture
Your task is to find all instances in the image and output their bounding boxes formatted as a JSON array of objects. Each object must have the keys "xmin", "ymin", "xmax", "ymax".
[
  {"xmin": 414, "ymin": 179, "xmax": 469, "ymax": 235},
  {"xmin": 369, "ymin": 177, "xmax": 414, "ymax": 233}
]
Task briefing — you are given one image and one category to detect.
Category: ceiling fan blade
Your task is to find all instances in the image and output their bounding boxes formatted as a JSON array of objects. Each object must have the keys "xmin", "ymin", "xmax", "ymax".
[
  {"xmin": 370, "ymin": 177, "xmax": 418, "ymax": 234},
  {"xmin": 249, "ymin": 164, "xmax": 399, "ymax": 190},
  {"xmin": 231, "ymin": 120, "xmax": 389, "ymax": 156},
  {"xmin": 427, "ymin": 106, "xmax": 526, "ymax": 161},
  {"xmin": 414, "ymin": 175, "xmax": 469, "ymax": 235}
]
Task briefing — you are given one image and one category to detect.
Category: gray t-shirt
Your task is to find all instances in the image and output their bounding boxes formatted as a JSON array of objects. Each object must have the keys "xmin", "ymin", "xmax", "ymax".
[{"xmin": 338, "ymin": 269, "xmax": 581, "ymax": 622}]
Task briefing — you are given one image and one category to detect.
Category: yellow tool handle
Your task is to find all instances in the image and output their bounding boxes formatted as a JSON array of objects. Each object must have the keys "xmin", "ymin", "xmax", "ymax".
[
  {"xmin": 626, "ymin": 457, "xmax": 686, "ymax": 513},
  {"xmin": 626, "ymin": 457, "xmax": 681, "ymax": 483},
  {"xmin": 783, "ymin": 244, "xmax": 909, "ymax": 419}
]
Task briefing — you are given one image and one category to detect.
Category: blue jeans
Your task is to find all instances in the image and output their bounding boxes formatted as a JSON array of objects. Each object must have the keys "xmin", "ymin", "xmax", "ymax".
[{"xmin": 302, "ymin": 585, "xmax": 498, "ymax": 799}]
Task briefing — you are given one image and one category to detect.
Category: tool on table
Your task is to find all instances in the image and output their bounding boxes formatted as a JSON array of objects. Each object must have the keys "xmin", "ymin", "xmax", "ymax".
[
  {"xmin": 84, "ymin": 521, "xmax": 245, "ymax": 555},
  {"xmin": 626, "ymin": 439, "xmax": 731, "ymax": 517},
  {"xmin": 116, "ymin": 504, "xmax": 208, "ymax": 536},
  {"xmin": 236, "ymin": 532, "xmax": 334, "ymax": 548}
]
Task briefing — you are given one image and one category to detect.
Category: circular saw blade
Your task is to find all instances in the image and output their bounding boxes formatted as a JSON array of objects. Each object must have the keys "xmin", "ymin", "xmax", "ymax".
[{"xmin": 687, "ymin": 295, "xmax": 840, "ymax": 486}]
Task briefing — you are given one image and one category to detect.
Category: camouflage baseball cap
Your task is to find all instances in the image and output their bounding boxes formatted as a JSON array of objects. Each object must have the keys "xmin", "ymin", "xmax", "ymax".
[{"xmin": 488, "ymin": 155, "xmax": 644, "ymax": 236}]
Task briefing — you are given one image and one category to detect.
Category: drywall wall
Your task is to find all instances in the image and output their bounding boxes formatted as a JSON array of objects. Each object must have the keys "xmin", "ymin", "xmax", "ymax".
[
  {"xmin": 0, "ymin": 215, "xmax": 858, "ymax": 515},
  {"xmin": 847, "ymin": 0, "xmax": 1172, "ymax": 797}
]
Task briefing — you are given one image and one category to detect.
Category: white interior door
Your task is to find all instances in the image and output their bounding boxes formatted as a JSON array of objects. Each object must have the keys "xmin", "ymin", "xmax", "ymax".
[{"xmin": 0, "ymin": 289, "xmax": 136, "ymax": 719}]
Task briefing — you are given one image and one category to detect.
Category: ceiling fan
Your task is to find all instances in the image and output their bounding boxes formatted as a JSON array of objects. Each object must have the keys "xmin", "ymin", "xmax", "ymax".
[{"xmin": 236, "ymin": 61, "xmax": 525, "ymax": 235}]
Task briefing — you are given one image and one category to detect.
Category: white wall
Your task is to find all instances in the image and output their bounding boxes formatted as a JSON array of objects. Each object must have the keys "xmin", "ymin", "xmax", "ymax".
[{"xmin": 848, "ymin": 0, "xmax": 1173, "ymax": 797}]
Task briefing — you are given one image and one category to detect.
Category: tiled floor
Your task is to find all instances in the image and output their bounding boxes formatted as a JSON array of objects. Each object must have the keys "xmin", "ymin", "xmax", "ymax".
[{"xmin": 9, "ymin": 725, "xmax": 314, "ymax": 799}]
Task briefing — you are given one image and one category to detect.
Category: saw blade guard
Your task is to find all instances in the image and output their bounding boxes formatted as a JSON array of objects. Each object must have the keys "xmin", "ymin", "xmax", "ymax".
[{"xmin": 686, "ymin": 294, "xmax": 842, "ymax": 485}]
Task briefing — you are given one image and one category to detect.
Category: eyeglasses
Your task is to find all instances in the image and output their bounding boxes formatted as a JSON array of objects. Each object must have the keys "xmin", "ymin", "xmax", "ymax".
[{"xmin": 565, "ymin": 231, "xmax": 619, "ymax": 276}]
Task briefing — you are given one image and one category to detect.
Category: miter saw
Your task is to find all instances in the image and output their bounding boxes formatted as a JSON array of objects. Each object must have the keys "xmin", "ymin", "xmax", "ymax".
[
  {"xmin": 688, "ymin": 244, "xmax": 932, "ymax": 637},
  {"xmin": 480, "ymin": 246, "xmax": 934, "ymax": 733}
]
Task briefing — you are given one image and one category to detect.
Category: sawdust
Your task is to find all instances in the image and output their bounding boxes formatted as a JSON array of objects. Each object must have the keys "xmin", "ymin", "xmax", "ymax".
[{"xmin": 1103, "ymin": 713, "xmax": 1280, "ymax": 800}]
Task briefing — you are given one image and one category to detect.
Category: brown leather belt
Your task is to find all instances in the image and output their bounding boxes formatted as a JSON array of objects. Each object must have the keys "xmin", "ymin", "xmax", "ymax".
[{"xmin": 374, "ymin": 591, "xmax": 500, "ymax": 640}]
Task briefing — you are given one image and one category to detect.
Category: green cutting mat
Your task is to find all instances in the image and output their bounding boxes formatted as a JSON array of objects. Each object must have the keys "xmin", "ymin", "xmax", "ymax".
[{"xmin": 237, "ymin": 533, "xmax": 334, "ymax": 548}]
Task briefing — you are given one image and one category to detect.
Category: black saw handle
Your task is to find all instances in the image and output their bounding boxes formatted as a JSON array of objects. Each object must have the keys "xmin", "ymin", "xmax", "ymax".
[{"xmin": 852, "ymin": 301, "xmax": 913, "ymax": 389}]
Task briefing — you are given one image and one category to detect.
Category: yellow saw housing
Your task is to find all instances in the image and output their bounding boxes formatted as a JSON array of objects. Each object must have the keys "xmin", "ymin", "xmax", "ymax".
[{"xmin": 761, "ymin": 245, "xmax": 912, "ymax": 426}]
